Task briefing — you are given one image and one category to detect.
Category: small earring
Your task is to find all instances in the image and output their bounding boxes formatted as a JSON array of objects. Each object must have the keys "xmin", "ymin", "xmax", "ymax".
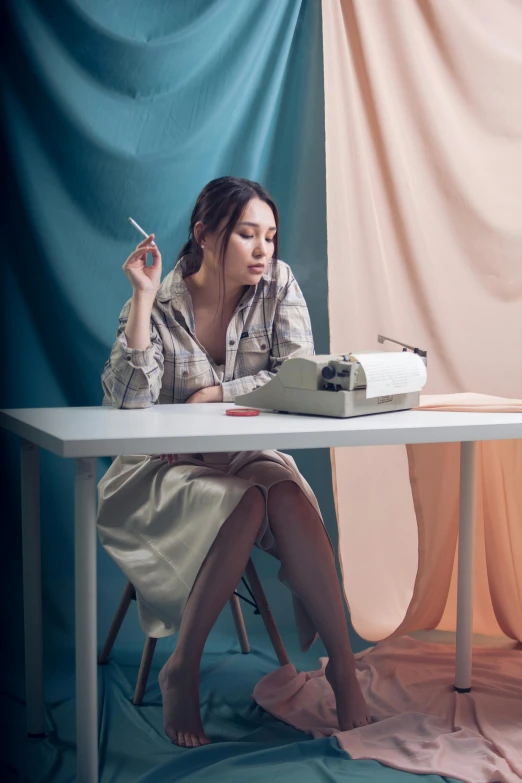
[{"xmin": 201, "ymin": 244, "xmax": 205, "ymax": 249}]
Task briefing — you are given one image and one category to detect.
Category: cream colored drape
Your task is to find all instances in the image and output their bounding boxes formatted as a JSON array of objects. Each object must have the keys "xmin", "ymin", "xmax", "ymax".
[{"xmin": 322, "ymin": 0, "xmax": 522, "ymax": 642}]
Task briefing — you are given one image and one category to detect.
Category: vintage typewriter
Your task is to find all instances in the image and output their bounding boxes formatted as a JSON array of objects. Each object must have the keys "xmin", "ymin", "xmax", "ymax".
[{"xmin": 234, "ymin": 336, "xmax": 427, "ymax": 418}]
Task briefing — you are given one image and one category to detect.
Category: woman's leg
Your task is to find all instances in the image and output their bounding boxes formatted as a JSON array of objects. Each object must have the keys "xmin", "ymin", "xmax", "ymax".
[
  {"xmin": 159, "ymin": 486, "xmax": 265, "ymax": 748},
  {"xmin": 265, "ymin": 480, "xmax": 372, "ymax": 730}
]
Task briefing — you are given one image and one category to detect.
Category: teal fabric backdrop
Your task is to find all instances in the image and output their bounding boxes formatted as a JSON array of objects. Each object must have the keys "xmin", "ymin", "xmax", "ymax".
[{"xmin": 0, "ymin": 2, "xmax": 460, "ymax": 783}]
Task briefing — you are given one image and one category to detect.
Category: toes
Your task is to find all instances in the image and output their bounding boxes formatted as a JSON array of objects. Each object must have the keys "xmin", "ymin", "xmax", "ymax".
[
  {"xmin": 188, "ymin": 733, "xmax": 209, "ymax": 748},
  {"xmin": 165, "ymin": 728, "xmax": 178, "ymax": 745},
  {"xmin": 165, "ymin": 728, "xmax": 210, "ymax": 748}
]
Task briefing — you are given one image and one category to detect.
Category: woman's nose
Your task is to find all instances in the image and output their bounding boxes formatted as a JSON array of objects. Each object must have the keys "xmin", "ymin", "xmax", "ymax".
[{"xmin": 254, "ymin": 239, "xmax": 269, "ymax": 256}]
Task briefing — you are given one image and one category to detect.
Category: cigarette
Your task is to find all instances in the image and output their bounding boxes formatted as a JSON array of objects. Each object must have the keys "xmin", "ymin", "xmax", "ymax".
[{"xmin": 128, "ymin": 217, "xmax": 155, "ymax": 245}]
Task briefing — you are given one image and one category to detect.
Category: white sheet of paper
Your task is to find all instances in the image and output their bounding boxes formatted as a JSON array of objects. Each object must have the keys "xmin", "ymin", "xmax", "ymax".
[{"xmin": 350, "ymin": 352, "xmax": 427, "ymax": 399}]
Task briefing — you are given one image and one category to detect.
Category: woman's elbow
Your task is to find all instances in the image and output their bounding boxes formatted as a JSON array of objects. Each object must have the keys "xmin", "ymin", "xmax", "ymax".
[{"xmin": 118, "ymin": 398, "xmax": 154, "ymax": 410}]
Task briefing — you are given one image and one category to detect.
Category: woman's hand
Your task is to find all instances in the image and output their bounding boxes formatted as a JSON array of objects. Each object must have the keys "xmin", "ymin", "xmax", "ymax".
[
  {"xmin": 185, "ymin": 386, "xmax": 224, "ymax": 404},
  {"xmin": 153, "ymin": 454, "xmax": 179, "ymax": 464},
  {"xmin": 122, "ymin": 234, "xmax": 162, "ymax": 295}
]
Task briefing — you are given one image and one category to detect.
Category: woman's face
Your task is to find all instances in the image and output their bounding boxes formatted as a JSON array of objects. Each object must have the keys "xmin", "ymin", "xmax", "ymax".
[{"xmin": 198, "ymin": 198, "xmax": 277, "ymax": 288}]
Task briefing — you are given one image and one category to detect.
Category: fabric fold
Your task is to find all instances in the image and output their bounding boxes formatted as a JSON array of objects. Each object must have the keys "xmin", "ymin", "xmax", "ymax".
[
  {"xmin": 323, "ymin": 0, "xmax": 522, "ymax": 645},
  {"xmin": 253, "ymin": 634, "xmax": 522, "ymax": 783}
]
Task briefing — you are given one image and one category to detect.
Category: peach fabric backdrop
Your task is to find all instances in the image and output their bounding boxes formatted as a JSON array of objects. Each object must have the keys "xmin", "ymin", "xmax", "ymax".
[{"xmin": 322, "ymin": 0, "xmax": 522, "ymax": 642}]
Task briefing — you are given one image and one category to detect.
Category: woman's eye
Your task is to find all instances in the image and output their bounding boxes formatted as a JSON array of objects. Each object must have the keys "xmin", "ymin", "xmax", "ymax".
[{"xmin": 239, "ymin": 233, "xmax": 274, "ymax": 242}]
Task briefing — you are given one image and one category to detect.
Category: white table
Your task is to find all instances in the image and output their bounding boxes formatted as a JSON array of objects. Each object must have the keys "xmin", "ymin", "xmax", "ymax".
[{"xmin": 2, "ymin": 402, "xmax": 522, "ymax": 783}]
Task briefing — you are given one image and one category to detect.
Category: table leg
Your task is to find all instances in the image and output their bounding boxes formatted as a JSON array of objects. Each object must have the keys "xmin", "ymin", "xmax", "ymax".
[
  {"xmin": 20, "ymin": 439, "xmax": 46, "ymax": 737},
  {"xmin": 75, "ymin": 458, "xmax": 98, "ymax": 783},
  {"xmin": 454, "ymin": 441, "xmax": 477, "ymax": 693}
]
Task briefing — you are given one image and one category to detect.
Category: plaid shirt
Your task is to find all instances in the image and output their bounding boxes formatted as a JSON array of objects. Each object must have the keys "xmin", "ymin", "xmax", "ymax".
[{"xmin": 101, "ymin": 256, "xmax": 314, "ymax": 408}]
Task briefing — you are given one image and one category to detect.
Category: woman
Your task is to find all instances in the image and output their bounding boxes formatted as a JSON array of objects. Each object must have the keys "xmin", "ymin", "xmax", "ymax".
[{"xmin": 97, "ymin": 176, "xmax": 371, "ymax": 748}]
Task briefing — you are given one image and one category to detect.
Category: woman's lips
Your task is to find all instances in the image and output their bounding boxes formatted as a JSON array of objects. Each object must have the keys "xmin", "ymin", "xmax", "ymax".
[{"xmin": 248, "ymin": 264, "xmax": 265, "ymax": 273}]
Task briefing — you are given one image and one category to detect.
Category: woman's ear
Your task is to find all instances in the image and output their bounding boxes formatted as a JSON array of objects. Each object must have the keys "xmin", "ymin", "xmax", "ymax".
[{"xmin": 193, "ymin": 220, "xmax": 206, "ymax": 247}]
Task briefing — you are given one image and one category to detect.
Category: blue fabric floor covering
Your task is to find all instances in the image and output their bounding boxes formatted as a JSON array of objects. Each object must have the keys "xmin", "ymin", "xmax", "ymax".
[{"xmin": 4, "ymin": 632, "xmax": 463, "ymax": 783}]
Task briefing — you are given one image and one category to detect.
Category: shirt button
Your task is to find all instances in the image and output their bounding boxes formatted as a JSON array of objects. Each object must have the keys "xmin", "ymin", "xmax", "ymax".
[
  {"xmin": 182, "ymin": 370, "xmax": 188, "ymax": 378},
  {"xmin": 229, "ymin": 339, "xmax": 235, "ymax": 346},
  {"xmin": 261, "ymin": 343, "xmax": 267, "ymax": 350}
]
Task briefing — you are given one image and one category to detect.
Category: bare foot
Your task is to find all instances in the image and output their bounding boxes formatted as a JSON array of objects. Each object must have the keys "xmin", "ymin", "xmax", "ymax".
[
  {"xmin": 158, "ymin": 660, "xmax": 211, "ymax": 748},
  {"xmin": 325, "ymin": 658, "xmax": 372, "ymax": 731}
]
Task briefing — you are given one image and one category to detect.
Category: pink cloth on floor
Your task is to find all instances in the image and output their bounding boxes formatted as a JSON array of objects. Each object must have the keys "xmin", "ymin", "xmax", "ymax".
[
  {"xmin": 255, "ymin": 393, "xmax": 522, "ymax": 781},
  {"xmin": 253, "ymin": 634, "xmax": 522, "ymax": 783}
]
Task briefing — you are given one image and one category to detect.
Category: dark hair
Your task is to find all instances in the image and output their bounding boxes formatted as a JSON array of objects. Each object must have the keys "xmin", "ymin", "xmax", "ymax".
[{"xmin": 176, "ymin": 176, "xmax": 279, "ymax": 319}]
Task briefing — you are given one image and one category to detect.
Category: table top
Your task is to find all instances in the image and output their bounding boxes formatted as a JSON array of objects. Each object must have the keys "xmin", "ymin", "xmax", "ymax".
[{"xmin": 1, "ymin": 403, "xmax": 522, "ymax": 458}]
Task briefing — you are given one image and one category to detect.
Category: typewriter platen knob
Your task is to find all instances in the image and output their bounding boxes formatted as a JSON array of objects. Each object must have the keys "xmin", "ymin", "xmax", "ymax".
[{"xmin": 321, "ymin": 365, "xmax": 336, "ymax": 380}]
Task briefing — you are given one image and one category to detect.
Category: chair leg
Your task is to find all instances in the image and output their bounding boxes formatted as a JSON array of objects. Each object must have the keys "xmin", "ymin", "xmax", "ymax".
[
  {"xmin": 133, "ymin": 637, "xmax": 157, "ymax": 705},
  {"xmin": 98, "ymin": 580, "xmax": 136, "ymax": 664},
  {"xmin": 229, "ymin": 594, "xmax": 250, "ymax": 653},
  {"xmin": 244, "ymin": 559, "xmax": 290, "ymax": 666}
]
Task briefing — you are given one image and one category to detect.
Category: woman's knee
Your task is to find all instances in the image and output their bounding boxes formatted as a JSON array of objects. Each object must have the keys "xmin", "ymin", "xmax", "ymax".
[
  {"xmin": 267, "ymin": 480, "xmax": 306, "ymax": 517},
  {"xmin": 219, "ymin": 486, "xmax": 265, "ymax": 542},
  {"xmin": 238, "ymin": 485, "xmax": 266, "ymax": 522}
]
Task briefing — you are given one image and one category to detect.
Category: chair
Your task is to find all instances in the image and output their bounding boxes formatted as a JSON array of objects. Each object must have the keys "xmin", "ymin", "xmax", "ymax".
[{"xmin": 98, "ymin": 557, "xmax": 290, "ymax": 704}]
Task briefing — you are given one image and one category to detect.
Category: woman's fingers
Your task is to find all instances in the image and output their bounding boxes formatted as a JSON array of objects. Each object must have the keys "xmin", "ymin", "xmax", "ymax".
[
  {"xmin": 137, "ymin": 233, "xmax": 155, "ymax": 248},
  {"xmin": 123, "ymin": 246, "xmax": 155, "ymax": 269},
  {"xmin": 129, "ymin": 244, "xmax": 161, "ymax": 264},
  {"xmin": 132, "ymin": 245, "xmax": 155, "ymax": 259},
  {"xmin": 148, "ymin": 245, "xmax": 161, "ymax": 265}
]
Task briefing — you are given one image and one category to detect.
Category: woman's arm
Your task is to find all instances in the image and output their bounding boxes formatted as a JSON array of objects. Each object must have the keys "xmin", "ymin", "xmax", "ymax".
[
  {"xmin": 124, "ymin": 290, "xmax": 157, "ymax": 349},
  {"xmin": 101, "ymin": 294, "xmax": 165, "ymax": 409},
  {"xmin": 220, "ymin": 272, "xmax": 314, "ymax": 402}
]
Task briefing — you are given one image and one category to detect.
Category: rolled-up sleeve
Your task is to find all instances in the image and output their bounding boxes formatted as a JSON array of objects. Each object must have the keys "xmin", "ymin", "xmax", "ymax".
[
  {"xmin": 221, "ymin": 272, "xmax": 314, "ymax": 402},
  {"xmin": 101, "ymin": 299, "xmax": 165, "ymax": 409}
]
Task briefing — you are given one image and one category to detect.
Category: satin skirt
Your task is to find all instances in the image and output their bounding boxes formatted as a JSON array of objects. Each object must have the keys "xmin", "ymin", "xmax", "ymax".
[{"xmin": 96, "ymin": 449, "xmax": 333, "ymax": 652}]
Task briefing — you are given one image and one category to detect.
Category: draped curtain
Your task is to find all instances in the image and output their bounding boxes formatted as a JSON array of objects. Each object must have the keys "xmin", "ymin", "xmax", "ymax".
[
  {"xmin": 322, "ymin": 0, "xmax": 522, "ymax": 642},
  {"xmin": 1, "ymin": 0, "xmax": 331, "ymax": 649},
  {"xmin": 1, "ymin": 2, "xmax": 336, "ymax": 779}
]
